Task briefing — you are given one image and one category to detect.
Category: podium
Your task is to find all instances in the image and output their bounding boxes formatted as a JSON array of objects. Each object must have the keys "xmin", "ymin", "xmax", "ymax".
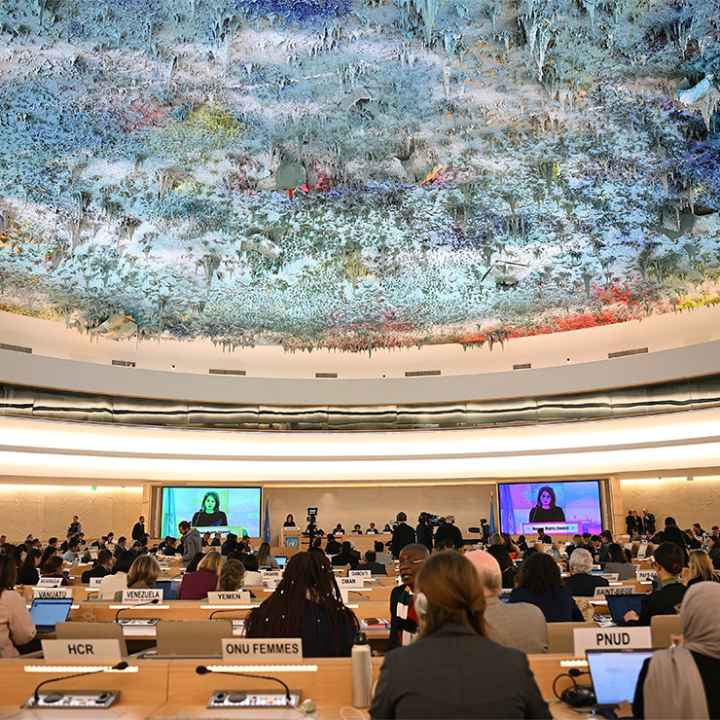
[{"xmin": 280, "ymin": 527, "xmax": 301, "ymax": 551}]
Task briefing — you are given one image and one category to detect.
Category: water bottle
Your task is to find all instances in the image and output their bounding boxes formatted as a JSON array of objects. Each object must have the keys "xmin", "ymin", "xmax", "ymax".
[{"xmin": 351, "ymin": 632, "xmax": 372, "ymax": 708}]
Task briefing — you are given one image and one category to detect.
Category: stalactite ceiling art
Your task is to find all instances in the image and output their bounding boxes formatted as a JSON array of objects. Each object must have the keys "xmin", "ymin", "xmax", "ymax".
[{"xmin": 0, "ymin": 0, "xmax": 719, "ymax": 353}]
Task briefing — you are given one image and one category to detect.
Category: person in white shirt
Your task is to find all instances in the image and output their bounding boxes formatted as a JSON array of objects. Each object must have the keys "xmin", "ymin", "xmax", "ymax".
[{"xmin": 0, "ymin": 555, "xmax": 36, "ymax": 657}]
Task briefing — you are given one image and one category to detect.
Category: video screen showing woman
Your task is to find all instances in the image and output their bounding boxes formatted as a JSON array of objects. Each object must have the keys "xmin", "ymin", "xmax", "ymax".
[
  {"xmin": 528, "ymin": 486, "xmax": 566, "ymax": 523},
  {"xmin": 191, "ymin": 491, "xmax": 229, "ymax": 527}
]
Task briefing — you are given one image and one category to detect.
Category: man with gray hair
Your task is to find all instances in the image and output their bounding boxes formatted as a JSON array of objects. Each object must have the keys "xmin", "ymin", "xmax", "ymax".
[
  {"xmin": 564, "ymin": 548, "xmax": 609, "ymax": 597},
  {"xmin": 466, "ymin": 549, "xmax": 548, "ymax": 653}
]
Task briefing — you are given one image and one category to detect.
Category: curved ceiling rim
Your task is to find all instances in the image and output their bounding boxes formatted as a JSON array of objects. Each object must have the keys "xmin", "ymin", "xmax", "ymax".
[
  {"xmin": 2, "ymin": 339, "xmax": 720, "ymax": 405},
  {"xmin": 2, "ymin": 304, "xmax": 720, "ymax": 380}
]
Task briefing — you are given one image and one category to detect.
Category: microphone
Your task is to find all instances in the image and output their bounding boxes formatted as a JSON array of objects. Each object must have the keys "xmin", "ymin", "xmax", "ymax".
[
  {"xmin": 32, "ymin": 661, "xmax": 129, "ymax": 705},
  {"xmin": 195, "ymin": 665, "xmax": 292, "ymax": 706},
  {"xmin": 208, "ymin": 608, "xmax": 246, "ymax": 620},
  {"xmin": 114, "ymin": 597, "xmax": 160, "ymax": 623}
]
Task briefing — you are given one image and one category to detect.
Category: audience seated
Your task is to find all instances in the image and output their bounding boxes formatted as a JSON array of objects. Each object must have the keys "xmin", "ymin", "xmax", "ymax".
[
  {"xmin": 374, "ymin": 540, "xmax": 393, "ymax": 566},
  {"xmin": 119, "ymin": 554, "xmax": 161, "ymax": 598},
  {"xmin": 233, "ymin": 552, "xmax": 261, "ymax": 586},
  {"xmin": 217, "ymin": 558, "xmax": 245, "ymax": 591},
  {"xmin": 40, "ymin": 556, "xmax": 69, "ymax": 585},
  {"xmin": 602, "ymin": 543, "xmax": 636, "ymax": 580},
  {"xmin": 0, "ymin": 555, "xmax": 36, "ymax": 658},
  {"xmin": 81, "ymin": 549, "xmax": 114, "ymax": 583},
  {"xmin": 633, "ymin": 582, "xmax": 720, "ymax": 719},
  {"xmin": 625, "ymin": 542, "xmax": 687, "ymax": 626},
  {"xmin": 366, "ymin": 522, "xmax": 380, "ymax": 534},
  {"xmin": 17, "ymin": 548, "xmax": 41, "ymax": 586},
  {"xmin": 686, "ymin": 549, "xmax": 720, "ymax": 587},
  {"xmin": 256, "ymin": 542, "xmax": 278, "ymax": 569},
  {"xmin": 325, "ymin": 534, "xmax": 341, "ymax": 555},
  {"xmin": 564, "ymin": 549, "xmax": 609, "ymax": 597},
  {"xmin": 245, "ymin": 552, "xmax": 358, "ymax": 657},
  {"xmin": 370, "ymin": 551, "xmax": 551, "ymax": 720},
  {"xmin": 389, "ymin": 544, "xmax": 430, "ymax": 651},
  {"xmin": 486, "ymin": 544, "xmax": 517, "ymax": 589},
  {"xmin": 331, "ymin": 541, "xmax": 360, "ymax": 568},
  {"xmin": 352, "ymin": 524, "xmax": 363, "ymax": 535},
  {"xmin": 357, "ymin": 551, "xmax": 388, "ymax": 575},
  {"xmin": 99, "ymin": 551, "xmax": 133, "ymax": 599},
  {"xmin": 179, "ymin": 551, "xmax": 222, "ymax": 600},
  {"xmin": 220, "ymin": 532, "xmax": 238, "ymax": 557},
  {"xmin": 333, "ymin": 523, "xmax": 346, "ymax": 536},
  {"xmin": 508, "ymin": 553, "xmax": 583, "ymax": 622},
  {"xmin": 210, "ymin": 532, "xmax": 222, "ymax": 547},
  {"xmin": 466, "ymin": 550, "xmax": 548, "ymax": 653}
]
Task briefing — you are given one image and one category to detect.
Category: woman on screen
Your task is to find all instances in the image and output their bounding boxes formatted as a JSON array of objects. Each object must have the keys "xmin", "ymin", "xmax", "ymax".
[
  {"xmin": 528, "ymin": 486, "xmax": 566, "ymax": 523},
  {"xmin": 191, "ymin": 491, "xmax": 229, "ymax": 527}
]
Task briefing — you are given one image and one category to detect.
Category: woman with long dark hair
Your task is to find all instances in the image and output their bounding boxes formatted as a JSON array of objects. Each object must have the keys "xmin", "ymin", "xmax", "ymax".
[
  {"xmin": 191, "ymin": 491, "xmax": 228, "ymax": 527},
  {"xmin": 17, "ymin": 548, "xmax": 42, "ymax": 586},
  {"xmin": 528, "ymin": 486, "xmax": 566, "ymax": 523},
  {"xmin": 244, "ymin": 552, "xmax": 358, "ymax": 657}
]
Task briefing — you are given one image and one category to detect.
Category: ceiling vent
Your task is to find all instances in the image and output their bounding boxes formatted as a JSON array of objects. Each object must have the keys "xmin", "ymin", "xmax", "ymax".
[
  {"xmin": 112, "ymin": 360, "xmax": 136, "ymax": 367},
  {"xmin": 0, "ymin": 342, "xmax": 32, "ymax": 354},
  {"xmin": 209, "ymin": 368, "xmax": 247, "ymax": 376},
  {"xmin": 608, "ymin": 348, "xmax": 648, "ymax": 359},
  {"xmin": 405, "ymin": 370, "xmax": 441, "ymax": 377},
  {"xmin": 315, "ymin": 372, "xmax": 338, "ymax": 378}
]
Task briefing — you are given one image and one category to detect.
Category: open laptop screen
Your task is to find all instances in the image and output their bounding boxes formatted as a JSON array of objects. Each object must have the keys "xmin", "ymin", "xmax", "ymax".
[
  {"xmin": 275, "ymin": 556, "xmax": 287, "ymax": 568},
  {"xmin": 587, "ymin": 650, "xmax": 654, "ymax": 706},
  {"xmin": 30, "ymin": 599, "xmax": 73, "ymax": 629}
]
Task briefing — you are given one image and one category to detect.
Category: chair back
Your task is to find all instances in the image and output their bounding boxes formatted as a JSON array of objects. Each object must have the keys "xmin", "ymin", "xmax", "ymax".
[
  {"xmin": 651, "ymin": 614, "xmax": 682, "ymax": 649},
  {"xmin": 547, "ymin": 621, "xmax": 596, "ymax": 654}
]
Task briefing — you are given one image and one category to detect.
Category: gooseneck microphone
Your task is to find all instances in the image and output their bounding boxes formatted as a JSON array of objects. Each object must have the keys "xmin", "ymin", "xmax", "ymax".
[
  {"xmin": 32, "ymin": 661, "xmax": 129, "ymax": 705},
  {"xmin": 114, "ymin": 597, "xmax": 160, "ymax": 623},
  {"xmin": 195, "ymin": 665, "xmax": 292, "ymax": 706},
  {"xmin": 208, "ymin": 608, "xmax": 246, "ymax": 621}
]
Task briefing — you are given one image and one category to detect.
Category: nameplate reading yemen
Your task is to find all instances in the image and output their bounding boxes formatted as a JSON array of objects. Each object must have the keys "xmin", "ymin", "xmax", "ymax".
[
  {"xmin": 121, "ymin": 588, "xmax": 163, "ymax": 604},
  {"xmin": 32, "ymin": 587, "xmax": 73, "ymax": 599},
  {"xmin": 573, "ymin": 627, "xmax": 651, "ymax": 657},
  {"xmin": 41, "ymin": 639, "xmax": 122, "ymax": 664},
  {"xmin": 593, "ymin": 585, "xmax": 634, "ymax": 598},
  {"xmin": 207, "ymin": 591, "xmax": 252, "ymax": 604},
  {"xmin": 222, "ymin": 637, "xmax": 303, "ymax": 663}
]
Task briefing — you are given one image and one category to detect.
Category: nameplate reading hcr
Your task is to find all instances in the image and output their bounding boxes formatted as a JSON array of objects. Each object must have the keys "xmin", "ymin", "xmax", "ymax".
[
  {"xmin": 37, "ymin": 577, "xmax": 64, "ymax": 588},
  {"xmin": 221, "ymin": 637, "xmax": 303, "ymax": 663},
  {"xmin": 33, "ymin": 587, "xmax": 73, "ymax": 600},
  {"xmin": 593, "ymin": 585, "xmax": 634, "ymax": 598},
  {"xmin": 41, "ymin": 639, "xmax": 122, "ymax": 664},
  {"xmin": 349, "ymin": 570, "xmax": 372, "ymax": 579},
  {"xmin": 207, "ymin": 591, "xmax": 252, "ymax": 604},
  {"xmin": 574, "ymin": 627, "xmax": 652, "ymax": 657},
  {"xmin": 121, "ymin": 588, "xmax": 163, "ymax": 604}
]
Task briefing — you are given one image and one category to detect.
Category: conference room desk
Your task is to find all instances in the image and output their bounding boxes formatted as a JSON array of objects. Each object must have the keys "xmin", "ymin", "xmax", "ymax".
[{"xmin": 0, "ymin": 655, "xmax": 584, "ymax": 720}]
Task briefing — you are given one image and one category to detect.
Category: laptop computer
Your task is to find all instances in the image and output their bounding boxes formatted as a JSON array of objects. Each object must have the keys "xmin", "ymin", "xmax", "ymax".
[
  {"xmin": 606, "ymin": 594, "xmax": 644, "ymax": 626},
  {"xmin": 275, "ymin": 556, "xmax": 287, "ymax": 568},
  {"xmin": 587, "ymin": 650, "xmax": 653, "ymax": 714},
  {"xmin": 30, "ymin": 598, "xmax": 73, "ymax": 632}
]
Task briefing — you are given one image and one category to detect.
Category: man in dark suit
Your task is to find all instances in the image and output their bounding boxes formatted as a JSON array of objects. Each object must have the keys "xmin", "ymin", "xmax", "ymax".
[
  {"xmin": 390, "ymin": 512, "xmax": 416, "ymax": 559},
  {"xmin": 356, "ymin": 550, "xmax": 388, "ymax": 575},
  {"xmin": 131, "ymin": 516, "xmax": 145, "ymax": 544},
  {"xmin": 388, "ymin": 544, "xmax": 429, "ymax": 651},
  {"xmin": 434, "ymin": 517, "xmax": 463, "ymax": 550}
]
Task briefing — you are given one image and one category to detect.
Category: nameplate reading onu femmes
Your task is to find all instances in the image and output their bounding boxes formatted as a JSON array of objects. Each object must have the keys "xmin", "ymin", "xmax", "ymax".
[
  {"xmin": 121, "ymin": 588, "xmax": 163, "ymax": 604},
  {"xmin": 221, "ymin": 638, "xmax": 303, "ymax": 663}
]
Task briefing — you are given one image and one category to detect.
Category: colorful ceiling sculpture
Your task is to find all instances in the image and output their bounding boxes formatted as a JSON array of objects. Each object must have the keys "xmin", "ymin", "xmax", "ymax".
[{"xmin": 0, "ymin": 0, "xmax": 719, "ymax": 353}]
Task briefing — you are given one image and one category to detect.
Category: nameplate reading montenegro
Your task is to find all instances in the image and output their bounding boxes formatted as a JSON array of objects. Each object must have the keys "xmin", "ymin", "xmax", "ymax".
[{"xmin": 222, "ymin": 638, "xmax": 303, "ymax": 663}]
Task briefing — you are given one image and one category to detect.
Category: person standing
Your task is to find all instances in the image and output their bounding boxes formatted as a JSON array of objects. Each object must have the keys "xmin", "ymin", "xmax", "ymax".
[
  {"xmin": 391, "ymin": 512, "xmax": 416, "ymax": 559},
  {"xmin": 415, "ymin": 514, "xmax": 433, "ymax": 552},
  {"xmin": 434, "ymin": 517, "xmax": 463, "ymax": 551},
  {"xmin": 179, "ymin": 521, "xmax": 202, "ymax": 568},
  {"xmin": 388, "ymin": 544, "xmax": 430, "ymax": 651},
  {"xmin": 480, "ymin": 519, "xmax": 490, "ymax": 544},
  {"xmin": 642, "ymin": 509, "xmax": 656, "ymax": 536},
  {"xmin": 131, "ymin": 516, "xmax": 146, "ymax": 544},
  {"xmin": 625, "ymin": 511, "xmax": 637, "ymax": 537},
  {"xmin": 67, "ymin": 515, "xmax": 81, "ymax": 539}
]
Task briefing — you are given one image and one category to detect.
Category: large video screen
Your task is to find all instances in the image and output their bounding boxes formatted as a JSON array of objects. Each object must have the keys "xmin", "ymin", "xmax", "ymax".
[
  {"xmin": 160, "ymin": 487, "xmax": 261, "ymax": 538},
  {"xmin": 498, "ymin": 481, "xmax": 603, "ymax": 536}
]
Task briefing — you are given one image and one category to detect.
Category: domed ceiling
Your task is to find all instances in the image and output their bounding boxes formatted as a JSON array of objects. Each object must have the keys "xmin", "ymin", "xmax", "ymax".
[{"xmin": 0, "ymin": 0, "xmax": 719, "ymax": 353}]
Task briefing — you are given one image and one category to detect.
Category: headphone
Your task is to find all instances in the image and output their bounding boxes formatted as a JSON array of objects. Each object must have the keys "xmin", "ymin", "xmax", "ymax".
[{"xmin": 414, "ymin": 592, "xmax": 428, "ymax": 617}]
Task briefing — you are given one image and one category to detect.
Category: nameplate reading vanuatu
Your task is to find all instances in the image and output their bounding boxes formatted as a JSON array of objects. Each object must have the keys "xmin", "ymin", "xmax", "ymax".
[
  {"xmin": 33, "ymin": 587, "xmax": 73, "ymax": 599},
  {"xmin": 222, "ymin": 637, "xmax": 303, "ymax": 663}
]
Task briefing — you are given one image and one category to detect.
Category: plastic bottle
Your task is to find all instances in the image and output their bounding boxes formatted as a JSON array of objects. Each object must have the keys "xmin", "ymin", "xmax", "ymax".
[{"xmin": 351, "ymin": 632, "xmax": 372, "ymax": 708}]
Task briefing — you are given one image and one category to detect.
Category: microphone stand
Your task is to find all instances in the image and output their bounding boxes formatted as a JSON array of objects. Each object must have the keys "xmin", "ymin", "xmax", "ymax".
[
  {"xmin": 208, "ymin": 608, "xmax": 246, "ymax": 621},
  {"xmin": 31, "ymin": 662, "xmax": 129, "ymax": 706},
  {"xmin": 114, "ymin": 597, "xmax": 160, "ymax": 623},
  {"xmin": 195, "ymin": 665, "xmax": 292, "ymax": 706}
]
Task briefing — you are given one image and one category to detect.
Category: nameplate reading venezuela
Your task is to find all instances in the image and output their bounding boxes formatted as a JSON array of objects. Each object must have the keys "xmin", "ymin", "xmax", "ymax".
[
  {"xmin": 593, "ymin": 585, "xmax": 634, "ymax": 598},
  {"xmin": 573, "ymin": 627, "xmax": 651, "ymax": 657},
  {"xmin": 121, "ymin": 588, "xmax": 163, "ymax": 604},
  {"xmin": 221, "ymin": 637, "xmax": 303, "ymax": 663},
  {"xmin": 33, "ymin": 587, "xmax": 73, "ymax": 600},
  {"xmin": 41, "ymin": 639, "xmax": 122, "ymax": 665},
  {"xmin": 207, "ymin": 591, "xmax": 252, "ymax": 604}
]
